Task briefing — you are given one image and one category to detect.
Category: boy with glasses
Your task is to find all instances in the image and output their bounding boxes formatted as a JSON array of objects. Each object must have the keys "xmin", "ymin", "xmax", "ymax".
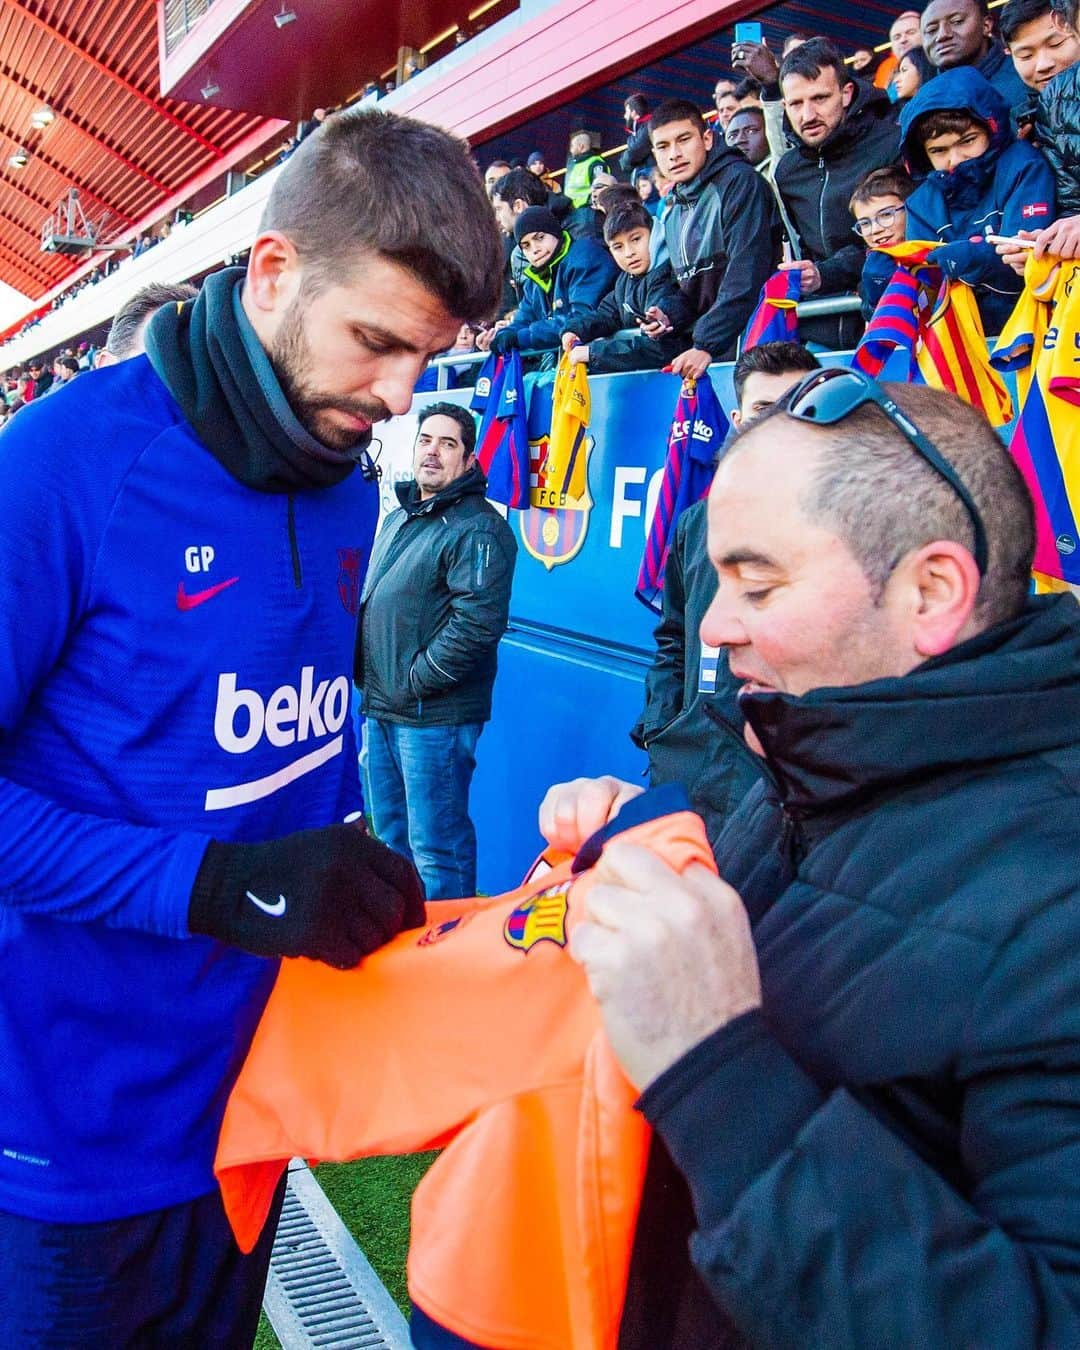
[{"xmin": 849, "ymin": 166, "xmax": 916, "ymax": 316}]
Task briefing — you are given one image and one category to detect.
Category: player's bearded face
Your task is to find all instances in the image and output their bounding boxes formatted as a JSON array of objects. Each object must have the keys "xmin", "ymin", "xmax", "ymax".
[{"xmin": 268, "ymin": 289, "xmax": 389, "ymax": 453}]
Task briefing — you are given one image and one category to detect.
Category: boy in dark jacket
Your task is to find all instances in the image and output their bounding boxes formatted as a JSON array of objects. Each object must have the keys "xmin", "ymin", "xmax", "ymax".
[
  {"xmin": 901, "ymin": 66, "xmax": 1056, "ymax": 332},
  {"xmin": 484, "ymin": 206, "xmax": 617, "ymax": 358},
  {"xmin": 559, "ymin": 200, "xmax": 693, "ymax": 372},
  {"xmin": 649, "ymin": 97, "xmax": 780, "ymax": 378}
]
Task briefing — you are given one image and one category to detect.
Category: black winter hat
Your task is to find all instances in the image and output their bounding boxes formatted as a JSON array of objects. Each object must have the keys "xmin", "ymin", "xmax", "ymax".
[{"xmin": 513, "ymin": 206, "xmax": 563, "ymax": 245}]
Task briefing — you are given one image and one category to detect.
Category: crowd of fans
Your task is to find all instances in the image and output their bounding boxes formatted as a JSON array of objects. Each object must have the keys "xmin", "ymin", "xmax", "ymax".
[
  {"xmin": 6, "ymin": 0, "xmax": 1080, "ymax": 397},
  {"xmin": 457, "ymin": 0, "xmax": 1080, "ymax": 380}
]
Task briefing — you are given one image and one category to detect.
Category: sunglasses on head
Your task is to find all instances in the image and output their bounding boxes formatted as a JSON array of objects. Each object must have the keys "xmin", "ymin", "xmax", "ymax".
[{"xmin": 779, "ymin": 367, "xmax": 989, "ymax": 576}]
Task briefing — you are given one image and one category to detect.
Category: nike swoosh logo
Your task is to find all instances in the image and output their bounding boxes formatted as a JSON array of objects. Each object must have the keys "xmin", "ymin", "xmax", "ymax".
[
  {"xmin": 246, "ymin": 890, "xmax": 287, "ymax": 918},
  {"xmin": 176, "ymin": 577, "xmax": 239, "ymax": 611}
]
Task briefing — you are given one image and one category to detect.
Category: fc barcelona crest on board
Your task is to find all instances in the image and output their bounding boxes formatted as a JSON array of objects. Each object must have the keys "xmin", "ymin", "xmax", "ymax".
[{"xmin": 518, "ymin": 432, "xmax": 594, "ymax": 571}]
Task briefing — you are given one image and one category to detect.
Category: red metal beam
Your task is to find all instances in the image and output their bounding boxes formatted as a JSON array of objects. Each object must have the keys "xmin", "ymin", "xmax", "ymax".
[
  {"xmin": 0, "ymin": 67, "xmax": 170, "ymax": 194},
  {"xmin": 5, "ymin": 0, "xmax": 224, "ymax": 157},
  {"xmin": 0, "ymin": 156, "xmax": 133, "ymax": 225},
  {"xmin": 0, "ymin": 230, "xmax": 56, "ymax": 290},
  {"xmin": 29, "ymin": 114, "xmax": 285, "ymax": 307},
  {"xmin": 393, "ymin": 0, "xmax": 750, "ymax": 142},
  {"xmin": 0, "ymin": 122, "xmax": 134, "ymax": 222}
]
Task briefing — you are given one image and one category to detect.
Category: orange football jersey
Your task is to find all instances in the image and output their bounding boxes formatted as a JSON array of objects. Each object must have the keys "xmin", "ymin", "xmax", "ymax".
[{"xmin": 215, "ymin": 800, "xmax": 716, "ymax": 1349}]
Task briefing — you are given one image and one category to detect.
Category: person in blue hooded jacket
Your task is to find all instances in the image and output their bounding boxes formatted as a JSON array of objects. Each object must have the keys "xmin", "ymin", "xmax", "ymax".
[
  {"xmin": 481, "ymin": 206, "xmax": 617, "ymax": 360},
  {"xmin": 900, "ymin": 66, "xmax": 1056, "ymax": 332}
]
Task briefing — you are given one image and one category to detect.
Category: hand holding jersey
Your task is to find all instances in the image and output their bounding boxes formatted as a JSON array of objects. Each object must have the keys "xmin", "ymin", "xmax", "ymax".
[
  {"xmin": 537, "ymin": 774, "xmax": 643, "ymax": 854},
  {"xmin": 540, "ymin": 776, "xmax": 763, "ymax": 1090},
  {"xmin": 189, "ymin": 824, "xmax": 425, "ymax": 968}
]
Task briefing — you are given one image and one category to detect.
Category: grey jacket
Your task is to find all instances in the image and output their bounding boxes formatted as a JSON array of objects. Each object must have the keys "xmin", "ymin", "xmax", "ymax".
[{"xmin": 355, "ymin": 465, "xmax": 517, "ymax": 726}]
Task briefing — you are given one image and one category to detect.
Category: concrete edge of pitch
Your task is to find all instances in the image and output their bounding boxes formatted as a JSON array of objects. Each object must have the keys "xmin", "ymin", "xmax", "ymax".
[{"xmin": 263, "ymin": 1159, "xmax": 413, "ymax": 1349}]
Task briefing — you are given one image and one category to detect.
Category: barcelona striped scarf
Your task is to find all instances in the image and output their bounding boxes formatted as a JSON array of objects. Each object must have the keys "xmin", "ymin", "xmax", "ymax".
[
  {"xmin": 636, "ymin": 374, "xmax": 728, "ymax": 611},
  {"xmin": 853, "ymin": 241, "xmax": 1013, "ymax": 426},
  {"xmin": 470, "ymin": 351, "xmax": 530, "ymax": 509},
  {"xmin": 740, "ymin": 270, "xmax": 802, "ymax": 350}
]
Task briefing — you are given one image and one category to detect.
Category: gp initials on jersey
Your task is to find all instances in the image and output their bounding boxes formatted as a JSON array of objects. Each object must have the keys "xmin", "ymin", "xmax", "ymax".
[
  {"xmin": 215, "ymin": 668, "xmax": 350, "ymax": 754},
  {"xmin": 185, "ymin": 545, "xmax": 216, "ymax": 573}
]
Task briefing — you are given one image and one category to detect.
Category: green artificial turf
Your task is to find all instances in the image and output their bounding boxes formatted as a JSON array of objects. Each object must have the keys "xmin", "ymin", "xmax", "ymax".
[
  {"xmin": 253, "ymin": 1152, "xmax": 437, "ymax": 1348},
  {"xmin": 315, "ymin": 1152, "xmax": 438, "ymax": 1313}
]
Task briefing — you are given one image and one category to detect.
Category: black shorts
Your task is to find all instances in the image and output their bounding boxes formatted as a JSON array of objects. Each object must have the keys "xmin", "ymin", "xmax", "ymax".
[{"xmin": 0, "ymin": 1177, "xmax": 286, "ymax": 1348}]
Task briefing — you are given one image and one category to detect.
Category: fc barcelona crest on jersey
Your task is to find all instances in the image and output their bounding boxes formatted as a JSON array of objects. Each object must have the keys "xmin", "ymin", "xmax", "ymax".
[
  {"xmin": 336, "ymin": 547, "xmax": 363, "ymax": 616},
  {"xmin": 518, "ymin": 433, "xmax": 594, "ymax": 571},
  {"xmin": 503, "ymin": 881, "xmax": 570, "ymax": 953}
]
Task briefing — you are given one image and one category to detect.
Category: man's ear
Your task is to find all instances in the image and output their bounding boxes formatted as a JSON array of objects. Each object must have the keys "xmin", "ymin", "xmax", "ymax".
[
  {"xmin": 731, "ymin": 408, "xmax": 743, "ymax": 427},
  {"xmin": 892, "ymin": 539, "xmax": 983, "ymax": 658},
  {"xmin": 841, "ymin": 80, "xmax": 856, "ymax": 109},
  {"xmin": 245, "ymin": 231, "xmax": 302, "ymax": 315},
  {"xmin": 703, "ymin": 127, "xmax": 714, "ymax": 151}
]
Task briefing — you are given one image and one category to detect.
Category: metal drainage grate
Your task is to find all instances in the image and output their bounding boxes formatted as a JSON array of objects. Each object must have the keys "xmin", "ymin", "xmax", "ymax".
[{"xmin": 263, "ymin": 1162, "xmax": 413, "ymax": 1349}]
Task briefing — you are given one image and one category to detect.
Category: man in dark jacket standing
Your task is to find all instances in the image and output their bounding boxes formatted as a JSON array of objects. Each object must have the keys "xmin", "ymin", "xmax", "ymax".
[
  {"xmin": 649, "ymin": 98, "xmax": 780, "ymax": 379},
  {"xmin": 356, "ymin": 403, "xmax": 516, "ymax": 900},
  {"xmin": 542, "ymin": 373, "xmax": 1080, "ymax": 1348},
  {"xmin": 774, "ymin": 39, "xmax": 902, "ymax": 348}
]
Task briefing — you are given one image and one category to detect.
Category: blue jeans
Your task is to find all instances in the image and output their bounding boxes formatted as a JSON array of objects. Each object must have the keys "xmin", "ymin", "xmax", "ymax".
[{"xmin": 364, "ymin": 720, "xmax": 482, "ymax": 900}]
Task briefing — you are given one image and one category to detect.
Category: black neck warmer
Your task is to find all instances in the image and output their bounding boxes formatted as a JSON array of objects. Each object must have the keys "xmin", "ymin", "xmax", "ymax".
[{"xmin": 144, "ymin": 267, "xmax": 371, "ymax": 494}]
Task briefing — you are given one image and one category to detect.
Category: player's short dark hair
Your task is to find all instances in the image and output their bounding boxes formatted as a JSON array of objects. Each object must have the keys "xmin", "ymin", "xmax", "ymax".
[
  {"xmin": 106, "ymin": 281, "xmax": 198, "ymax": 358},
  {"xmin": 849, "ymin": 166, "xmax": 916, "ymax": 211},
  {"xmin": 650, "ymin": 99, "xmax": 708, "ymax": 138},
  {"xmin": 1000, "ymin": 0, "xmax": 1054, "ymax": 42},
  {"xmin": 417, "ymin": 401, "xmax": 477, "ymax": 457},
  {"xmin": 780, "ymin": 36, "xmax": 850, "ymax": 87},
  {"xmin": 492, "ymin": 168, "xmax": 548, "ymax": 208},
  {"xmin": 624, "ymin": 93, "xmax": 650, "ymax": 118},
  {"xmin": 732, "ymin": 342, "xmax": 821, "ymax": 408},
  {"xmin": 55, "ymin": 356, "xmax": 80, "ymax": 374},
  {"xmin": 260, "ymin": 108, "xmax": 504, "ymax": 323},
  {"xmin": 735, "ymin": 382, "xmax": 1035, "ymax": 627},
  {"xmin": 603, "ymin": 199, "xmax": 653, "ymax": 242}
]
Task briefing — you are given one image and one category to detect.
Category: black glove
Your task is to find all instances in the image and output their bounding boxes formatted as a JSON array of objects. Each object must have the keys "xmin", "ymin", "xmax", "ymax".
[
  {"xmin": 188, "ymin": 824, "xmax": 426, "ymax": 968},
  {"xmin": 489, "ymin": 327, "xmax": 519, "ymax": 354}
]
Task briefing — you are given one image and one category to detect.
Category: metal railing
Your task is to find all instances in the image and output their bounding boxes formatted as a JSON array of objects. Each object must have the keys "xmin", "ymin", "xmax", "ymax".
[{"xmin": 425, "ymin": 294, "xmax": 863, "ymax": 390}]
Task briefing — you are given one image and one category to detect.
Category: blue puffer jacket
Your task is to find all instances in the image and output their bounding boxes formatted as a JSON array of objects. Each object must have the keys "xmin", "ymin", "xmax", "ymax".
[
  {"xmin": 900, "ymin": 68, "xmax": 1056, "ymax": 334},
  {"xmin": 626, "ymin": 594, "xmax": 1080, "ymax": 1349},
  {"xmin": 499, "ymin": 232, "xmax": 618, "ymax": 353}
]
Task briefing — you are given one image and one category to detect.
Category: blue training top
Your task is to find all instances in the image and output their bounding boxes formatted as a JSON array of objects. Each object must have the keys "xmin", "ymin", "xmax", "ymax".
[{"xmin": 0, "ymin": 354, "xmax": 378, "ymax": 1222}]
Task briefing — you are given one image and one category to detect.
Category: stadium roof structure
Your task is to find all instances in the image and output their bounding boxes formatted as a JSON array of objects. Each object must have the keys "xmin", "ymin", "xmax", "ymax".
[{"xmin": 0, "ymin": 0, "xmax": 281, "ymax": 299}]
